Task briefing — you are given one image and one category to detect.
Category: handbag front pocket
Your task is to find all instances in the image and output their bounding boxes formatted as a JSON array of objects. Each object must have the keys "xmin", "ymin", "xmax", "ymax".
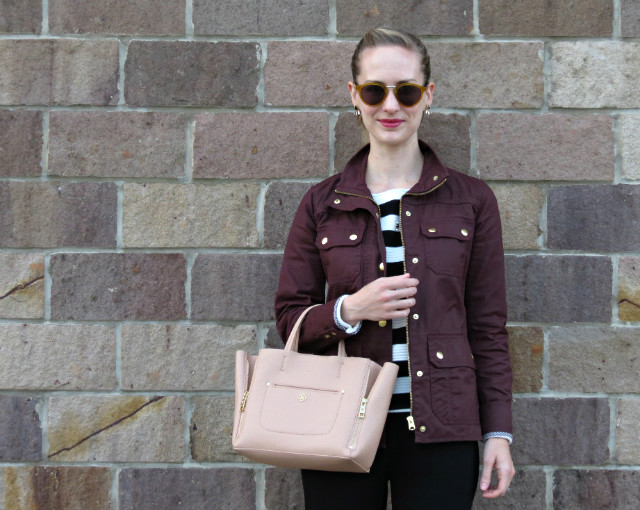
[{"xmin": 260, "ymin": 384, "xmax": 343, "ymax": 435}]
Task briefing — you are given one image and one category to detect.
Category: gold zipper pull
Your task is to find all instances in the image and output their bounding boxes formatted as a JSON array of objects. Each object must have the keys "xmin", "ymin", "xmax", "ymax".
[
  {"xmin": 358, "ymin": 398, "xmax": 368, "ymax": 419},
  {"xmin": 406, "ymin": 415, "xmax": 416, "ymax": 431},
  {"xmin": 240, "ymin": 390, "xmax": 249, "ymax": 412}
]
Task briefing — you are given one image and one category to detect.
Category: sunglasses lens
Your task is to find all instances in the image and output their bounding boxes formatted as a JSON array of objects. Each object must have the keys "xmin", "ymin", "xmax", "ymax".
[
  {"xmin": 359, "ymin": 84, "xmax": 386, "ymax": 105},
  {"xmin": 397, "ymin": 84, "xmax": 423, "ymax": 106}
]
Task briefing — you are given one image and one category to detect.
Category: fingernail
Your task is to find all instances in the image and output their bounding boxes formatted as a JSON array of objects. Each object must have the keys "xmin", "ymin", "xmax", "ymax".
[{"xmin": 481, "ymin": 483, "xmax": 488, "ymax": 490}]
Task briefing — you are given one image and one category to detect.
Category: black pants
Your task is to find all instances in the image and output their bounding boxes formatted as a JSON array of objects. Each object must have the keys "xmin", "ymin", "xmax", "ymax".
[{"xmin": 301, "ymin": 413, "xmax": 479, "ymax": 510}]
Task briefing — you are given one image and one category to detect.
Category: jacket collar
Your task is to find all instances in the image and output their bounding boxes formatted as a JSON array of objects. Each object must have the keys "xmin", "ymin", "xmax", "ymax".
[{"xmin": 335, "ymin": 140, "xmax": 450, "ymax": 198}]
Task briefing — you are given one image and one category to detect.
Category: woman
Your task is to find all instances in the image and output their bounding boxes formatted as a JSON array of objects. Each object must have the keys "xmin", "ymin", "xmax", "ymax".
[{"xmin": 275, "ymin": 27, "xmax": 514, "ymax": 510}]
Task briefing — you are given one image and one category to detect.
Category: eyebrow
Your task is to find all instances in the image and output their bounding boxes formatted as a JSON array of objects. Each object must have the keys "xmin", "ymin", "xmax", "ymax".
[{"xmin": 365, "ymin": 79, "xmax": 418, "ymax": 85}]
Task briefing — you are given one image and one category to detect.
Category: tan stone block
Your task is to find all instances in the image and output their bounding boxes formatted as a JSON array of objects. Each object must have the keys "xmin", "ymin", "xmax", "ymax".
[
  {"xmin": 620, "ymin": 115, "xmax": 640, "ymax": 181},
  {"xmin": 49, "ymin": 111, "xmax": 186, "ymax": 178},
  {"xmin": 619, "ymin": 257, "xmax": 640, "ymax": 322},
  {"xmin": 478, "ymin": 113, "xmax": 614, "ymax": 181},
  {"xmin": 549, "ymin": 327, "xmax": 640, "ymax": 393},
  {"xmin": 429, "ymin": 43, "xmax": 544, "ymax": 108},
  {"xmin": 121, "ymin": 324, "xmax": 256, "ymax": 391},
  {"xmin": 191, "ymin": 396, "xmax": 243, "ymax": 462},
  {"xmin": 265, "ymin": 42, "xmax": 356, "ymax": 107},
  {"xmin": 507, "ymin": 326, "xmax": 544, "ymax": 393},
  {"xmin": 550, "ymin": 42, "xmax": 640, "ymax": 108},
  {"xmin": 123, "ymin": 183, "xmax": 259, "ymax": 248},
  {"xmin": 0, "ymin": 324, "xmax": 115, "ymax": 390},
  {"xmin": 48, "ymin": 395, "xmax": 185, "ymax": 462},
  {"xmin": 0, "ymin": 466, "xmax": 111, "ymax": 510},
  {"xmin": 616, "ymin": 399, "xmax": 640, "ymax": 464},
  {"xmin": 0, "ymin": 39, "xmax": 118, "ymax": 106},
  {"xmin": 490, "ymin": 185, "xmax": 542, "ymax": 250},
  {"xmin": 0, "ymin": 254, "xmax": 44, "ymax": 318}
]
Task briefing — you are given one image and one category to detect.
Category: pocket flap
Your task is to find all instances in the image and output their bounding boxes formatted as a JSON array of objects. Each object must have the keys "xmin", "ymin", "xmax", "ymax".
[
  {"xmin": 421, "ymin": 219, "xmax": 473, "ymax": 241},
  {"xmin": 316, "ymin": 225, "xmax": 366, "ymax": 250},
  {"xmin": 427, "ymin": 335, "xmax": 476, "ymax": 368}
]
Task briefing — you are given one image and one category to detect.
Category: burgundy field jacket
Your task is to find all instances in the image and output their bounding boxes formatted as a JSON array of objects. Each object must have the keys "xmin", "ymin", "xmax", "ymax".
[{"xmin": 274, "ymin": 141, "xmax": 512, "ymax": 443}]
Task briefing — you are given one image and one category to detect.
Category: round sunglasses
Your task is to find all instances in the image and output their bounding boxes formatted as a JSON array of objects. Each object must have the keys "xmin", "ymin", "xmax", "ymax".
[{"xmin": 355, "ymin": 82, "xmax": 428, "ymax": 107}]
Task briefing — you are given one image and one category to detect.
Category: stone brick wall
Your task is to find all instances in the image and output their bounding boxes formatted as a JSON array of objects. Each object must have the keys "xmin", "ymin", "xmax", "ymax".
[{"xmin": 0, "ymin": 1, "xmax": 639, "ymax": 509}]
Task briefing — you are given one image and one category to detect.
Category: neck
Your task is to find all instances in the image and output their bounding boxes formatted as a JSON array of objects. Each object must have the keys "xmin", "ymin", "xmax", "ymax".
[{"xmin": 366, "ymin": 137, "xmax": 423, "ymax": 193}]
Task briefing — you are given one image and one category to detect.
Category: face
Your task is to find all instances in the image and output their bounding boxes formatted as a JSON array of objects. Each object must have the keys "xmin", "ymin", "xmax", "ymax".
[{"xmin": 348, "ymin": 45, "xmax": 434, "ymax": 148}]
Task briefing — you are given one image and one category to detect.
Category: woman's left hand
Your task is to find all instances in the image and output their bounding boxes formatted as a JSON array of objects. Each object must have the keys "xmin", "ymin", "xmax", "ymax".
[{"xmin": 479, "ymin": 437, "xmax": 515, "ymax": 498}]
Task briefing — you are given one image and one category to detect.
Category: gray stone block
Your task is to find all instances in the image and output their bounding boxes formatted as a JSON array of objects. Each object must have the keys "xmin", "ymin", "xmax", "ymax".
[
  {"xmin": 616, "ymin": 399, "xmax": 640, "ymax": 464},
  {"xmin": 264, "ymin": 182, "xmax": 315, "ymax": 250},
  {"xmin": 620, "ymin": 115, "xmax": 640, "ymax": 181},
  {"xmin": 472, "ymin": 469, "xmax": 546, "ymax": 510},
  {"xmin": 191, "ymin": 396, "xmax": 245, "ymax": 462},
  {"xmin": 0, "ymin": 0, "xmax": 41, "ymax": 33},
  {"xmin": 0, "ymin": 396, "xmax": 41, "ymax": 461},
  {"xmin": 554, "ymin": 470, "xmax": 640, "ymax": 510},
  {"xmin": 622, "ymin": 0, "xmax": 640, "ymax": 37},
  {"xmin": 265, "ymin": 468, "xmax": 305, "ymax": 510},
  {"xmin": 0, "ymin": 110, "xmax": 42, "ymax": 176}
]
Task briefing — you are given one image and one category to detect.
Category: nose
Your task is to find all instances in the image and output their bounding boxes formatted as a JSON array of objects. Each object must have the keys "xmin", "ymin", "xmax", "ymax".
[{"xmin": 381, "ymin": 87, "xmax": 400, "ymax": 112}]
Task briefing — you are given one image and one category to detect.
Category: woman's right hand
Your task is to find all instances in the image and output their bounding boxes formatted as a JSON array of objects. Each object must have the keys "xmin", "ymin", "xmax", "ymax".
[{"xmin": 341, "ymin": 273, "xmax": 419, "ymax": 326}]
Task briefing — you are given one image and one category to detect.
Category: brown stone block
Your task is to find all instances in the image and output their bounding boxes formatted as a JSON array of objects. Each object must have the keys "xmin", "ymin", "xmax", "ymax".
[
  {"xmin": 505, "ymin": 255, "xmax": 612, "ymax": 322},
  {"xmin": 123, "ymin": 182, "xmax": 259, "ymax": 247},
  {"xmin": 0, "ymin": 110, "xmax": 42, "ymax": 176},
  {"xmin": 477, "ymin": 113, "xmax": 614, "ymax": 181},
  {"xmin": 194, "ymin": 113, "xmax": 329, "ymax": 179},
  {"xmin": 550, "ymin": 42, "xmax": 640, "ymax": 108},
  {"xmin": 191, "ymin": 253, "xmax": 282, "ymax": 321},
  {"xmin": 119, "ymin": 468, "xmax": 256, "ymax": 510},
  {"xmin": 490, "ymin": 184, "xmax": 542, "ymax": 250},
  {"xmin": 194, "ymin": 0, "xmax": 328, "ymax": 35},
  {"xmin": 554, "ymin": 470, "xmax": 640, "ymax": 510},
  {"xmin": 191, "ymin": 396, "xmax": 245, "ymax": 462},
  {"xmin": 549, "ymin": 327, "xmax": 640, "ymax": 393},
  {"xmin": 620, "ymin": 114, "xmax": 640, "ymax": 181},
  {"xmin": 48, "ymin": 395, "xmax": 185, "ymax": 462},
  {"xmin": 122, "ymin": 324, "xmax": 256, "ymax": 391},
  {"xmin": 619, "ymin": 257, "xmax": 640, "ymax": 321},
  {"xmin": 0, "ymin": 182, "xmax": 117, "ymax": 248},
  {"xmin": 264, "ymin": 181, "xmax": 315, "ymax": 249},
  {"xmin": 0, "ymin": 466, "xmax": 111, "ymax": 510},
  {"xmin": 547, "ymin": 185, "xmax": 640, "ymax": 251},
  {"xmin": 50, "ymin": 253, "xmax": 186, "ymax": 320},
  {"xmin": 334, "ymin": 113, "xmax": 368, "ymax": 173},
  {"xmin": 507, "ymin": 326, "xmax": 543, "ymax": 393},
  {"xmin": 480, "ymin": 0, "xmax": 612, "ymax": 36},
  {"xmin": 125, "ymin": 41, "xmax": 259, "ymax": 107},
  {"xmin": 0, "ymin": 39, "xmax": 118, "ymax": 106},
  {"xmin": 49, "ymin": 111, "xmax": 186, "ymax": 178},
  {"xmin": 265, "ymin": 468, "xmax": 304, "ymax": 510},
  {"xmin": 0, "ymin": 253, "xmax": 44, "ymax": 319},
  {"xmin": 265, "ymin": 42, "xmax": 355, "ymax": 107},
  {"xmin": 0, "ymin": 0, "xmax": 41, "ymax": 33},
  {"xmin": 511, "ymin": 398, "xmax": 609, "ymax": 465},
  {"xmin": 472, "ymin": 469, "xmax": 546, "ymax": 510},
  {"xmin": 429, "ymin": 43, "xmax": 544, "ymax": 108},
  {"xmin": 0, "ymin": 396, "xmax": 41, "ymax": 461},
  {"xmin": 49, "ymin": 0, "xmax": 184, "ymax": 35},
  {"xmin": 337, "ymin": 0, "xmax": 473, "ymax": 36},
  {"xmin": 616, "ymin": 399, "xmax": 640, "ymax": 464},
  {"xmin": 622, "ymin": 0, "xmax": 640, "ymax": 37},
  {"xmin": 0, "ymin": 324, "xmax": 115, "ymax": 390}
]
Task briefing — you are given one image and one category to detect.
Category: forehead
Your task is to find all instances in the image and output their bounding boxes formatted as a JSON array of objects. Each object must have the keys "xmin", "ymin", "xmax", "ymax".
[{"xmin": 356, "ymin": 45, "xmax": 423, "ymax": 82}]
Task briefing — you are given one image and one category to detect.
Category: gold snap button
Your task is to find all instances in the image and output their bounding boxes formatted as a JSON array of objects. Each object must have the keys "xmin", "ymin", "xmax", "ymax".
[
  {"xmin": 412, "ymin": 257, "xmax": 418, "ymax": 264},
  {"xmin": 324, "ymin": 334, "xmax": 330, "ymax": 339},
  {"xmin": 405, "ymin": 211, "xmax": 411, "ymax": 216},
  {"xmin": 331, "ymin": 332, "xmax": 337, "ymax": 336},
  {"xmin": 349, "ymin": 234, "xmax": 358, "ymax": 241},
  {"xmin": 416, "ymin": 370, "xmax": 423, "ymax": 377},
  {"xmin": 379, "ymin": 263, "xmax": 384, "ymax": 271},
  {"xmin": 433, "ymin": 175, "xmax": 438, "ymax": 181},
  {"xmin": 334, "ymin": 199, "xmax": 341, "ymax": 204},
  {"xmin": 412, "ymin": 314, "xmax": 419, "ymax": 320},
  {"xmin": 461, "ymin": 228, "xmax": 468, "ymax": 236},
  {"xmin": 428, "ymin": 227, "xmax": 436, "ymax": 233},
  {"xmin": 419, "ymin": 426, "xmax": 426, "ymax": 432},
  {"xmin": 378, "ymin": 320, "xmax": 387, "ymax": 327},
  {"xmin": 321, "ymin": 237, "xmax": 328, "ymax": 245},
  {"xmin": 436, "ymin": 351, "xmax": 444, "ymax": 359}
]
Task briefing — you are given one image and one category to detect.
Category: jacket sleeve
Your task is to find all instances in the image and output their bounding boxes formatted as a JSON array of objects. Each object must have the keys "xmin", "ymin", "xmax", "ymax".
[
  {"xmin": 274, "ymin": 188, "xmax": 356, "ymax": 353},
  {"xmin": 465, "ymin": 183, "xmax": 513, "ymax": 436}
]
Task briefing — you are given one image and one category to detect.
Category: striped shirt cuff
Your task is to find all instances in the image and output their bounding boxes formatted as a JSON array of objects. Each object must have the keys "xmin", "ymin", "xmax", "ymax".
[
  {"xmin": 334, "ymin": 295, "xmax": 362, "ymax": 335},
  {"xmin": 483, "ymin": 432, "xmax": 513, "ymax": 444}
]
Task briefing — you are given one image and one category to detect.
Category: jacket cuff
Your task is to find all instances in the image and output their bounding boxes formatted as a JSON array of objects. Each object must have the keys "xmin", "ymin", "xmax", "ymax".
[
  {"xmin": 483, "ymin": 432, "xmax": 513, "ymax": 444},
  {"xmin": 334, "ymin": 295, "xmax": 362, "ymax": 334}
]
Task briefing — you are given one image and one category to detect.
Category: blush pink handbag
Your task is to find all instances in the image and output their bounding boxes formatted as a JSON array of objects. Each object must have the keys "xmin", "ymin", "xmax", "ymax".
[{"xmin": 232, "ymin": 306, "xmax": 398, "ymax": 473}]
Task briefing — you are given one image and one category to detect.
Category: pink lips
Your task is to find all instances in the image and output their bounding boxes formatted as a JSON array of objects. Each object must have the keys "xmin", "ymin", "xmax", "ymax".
[{"xmin": 378, "ymin": 119, "xmax": 403, "ymax": 128}]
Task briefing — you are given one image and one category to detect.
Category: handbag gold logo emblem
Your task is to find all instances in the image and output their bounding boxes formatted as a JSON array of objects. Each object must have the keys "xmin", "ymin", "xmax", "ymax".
[{"xmin": 298, "ymin": 394, "xmax": 307, "ymax": 402}]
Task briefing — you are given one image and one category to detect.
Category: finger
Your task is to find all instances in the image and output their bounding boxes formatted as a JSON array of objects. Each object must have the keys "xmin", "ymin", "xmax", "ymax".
[
  {"xmin": 384, "ymin": 274, "xmax": 419, "ymax": 288},
  {"xmin": 479, "ymin": 463, "xmax": 492, "ymax": 493}
]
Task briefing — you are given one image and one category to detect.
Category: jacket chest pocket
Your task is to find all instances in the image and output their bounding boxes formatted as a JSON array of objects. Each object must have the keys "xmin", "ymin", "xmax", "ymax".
[
  {"xmin": 421, "ymin": 218, "xmax": 474, "ymax": 278},
  {"xmin": 427, "ymin": 335, "xmax": 479, "ymax": 425},
  {"xmin": 316, "ymin": 225, "xmax": 365, "ymax": 285}
]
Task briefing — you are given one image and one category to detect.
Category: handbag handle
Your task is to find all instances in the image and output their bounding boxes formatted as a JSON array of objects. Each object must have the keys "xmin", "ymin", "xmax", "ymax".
[{"xmin": 284, "ymin": 305, "xmax": 347, "ymax": 358}]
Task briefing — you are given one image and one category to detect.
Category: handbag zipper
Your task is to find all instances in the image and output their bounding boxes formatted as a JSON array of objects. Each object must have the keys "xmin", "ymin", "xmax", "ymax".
[
  {"xmin": 348, "ymin": 365, "xmax": 371, "ymax": 449},
  {"xmin": 235, "ymin": 357, "xmax": 251, "ymax": 438}
]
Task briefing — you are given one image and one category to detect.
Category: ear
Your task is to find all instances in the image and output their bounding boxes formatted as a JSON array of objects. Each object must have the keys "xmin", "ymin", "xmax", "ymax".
[
  {"xmin": 348, "ymin": 81, "xmax": 359, "ymax": 108},
  {"xmin": 425, "ymin": 82, "xmax": 435, "ymax": 106}
]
